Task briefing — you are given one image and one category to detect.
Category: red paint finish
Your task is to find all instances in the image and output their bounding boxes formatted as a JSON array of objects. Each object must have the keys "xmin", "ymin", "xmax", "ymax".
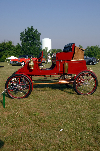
[
  {"xmin": 15, "ymin": 43, "xmax": 87, "ymax": 76},
  {"xmin": 6, "ymin": 43, "xmax": 98, "ymax": 98},
  {"xmin": 67, "ymin": 60, "xmax": 87, "ymax": 74},
  {"xmin": 56, "ymin": 43, "xmax": 75, "ymax": 61}
]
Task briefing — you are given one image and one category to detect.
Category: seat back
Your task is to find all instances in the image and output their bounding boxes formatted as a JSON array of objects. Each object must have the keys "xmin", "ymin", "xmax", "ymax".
[
  {"xmin": 56, "ymin": 43, "xmax": 75, "ymax": 61},
  {"xmin": 73, "ymin": 46, "xmax": 84, "ymax": 60},
  {"xmin": 63, "ymin": 43, "xmax": 75, "ymax": 52}
]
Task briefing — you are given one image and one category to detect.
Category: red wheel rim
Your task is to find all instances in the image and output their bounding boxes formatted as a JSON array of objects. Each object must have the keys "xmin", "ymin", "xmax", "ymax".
[{"xmin": 6, "ymin": 75, "xmax": 31, "ymax": 98}]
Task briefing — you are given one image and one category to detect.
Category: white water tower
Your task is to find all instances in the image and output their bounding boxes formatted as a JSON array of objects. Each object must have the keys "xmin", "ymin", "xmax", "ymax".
[{"xmin": 42, "ymin": 38, "xmax": 51, "ymax": 52}]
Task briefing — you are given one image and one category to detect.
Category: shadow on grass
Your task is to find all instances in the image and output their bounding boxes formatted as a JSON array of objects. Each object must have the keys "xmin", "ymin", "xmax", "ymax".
[
  {"xmin": 4, "ymin": 83, "xmax": 75, "ymax": 99},
  {"xmin": 0, "ymin": 100, "xmax": 3, "ymax": 106},
  {"xmin": 0, "ymin": 140, "xmax": 4, "ymax": 148},
  {"xmin": 33, "ymin": 83, "xmax": 75, "ymax": 94},
  {"xmin": 0, "ymin": 99, "xmax": 5, "ymax": 108}
]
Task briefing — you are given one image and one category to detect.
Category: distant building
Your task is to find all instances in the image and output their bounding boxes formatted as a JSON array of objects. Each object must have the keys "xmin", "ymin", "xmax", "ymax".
[{"xmin": 41, "ymin": 38, "xmax": 51, "ymax": 52}]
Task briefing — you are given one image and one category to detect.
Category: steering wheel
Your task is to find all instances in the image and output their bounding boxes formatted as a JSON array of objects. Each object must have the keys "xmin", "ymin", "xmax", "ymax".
[{"xmin": 37, "ymin": 51, "xmax": 43, "ymax": 64}]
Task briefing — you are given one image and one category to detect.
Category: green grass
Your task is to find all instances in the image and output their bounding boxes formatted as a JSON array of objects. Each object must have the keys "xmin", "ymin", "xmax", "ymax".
[{"xmin": 0, "ymin": 62, "xmax": 100, "ymax": 151}]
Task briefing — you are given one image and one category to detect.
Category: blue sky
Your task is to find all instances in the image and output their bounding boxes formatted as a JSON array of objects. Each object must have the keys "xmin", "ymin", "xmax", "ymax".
[{"xmin": 0, "ymin": 0, "xmax": 100, "ymax": 49}]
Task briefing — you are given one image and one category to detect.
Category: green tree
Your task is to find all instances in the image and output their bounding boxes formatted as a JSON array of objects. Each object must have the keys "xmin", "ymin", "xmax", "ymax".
[
  {"xmin": 79, "ymin": 45, "xmax": 83, "ymax": 48},
  {"xmin": 20, "ymin": 26, "xmax": 41, "ymax": 57},
  {"xmin": 14, "ymin": 43, "xmax": 22, "ymax": 57},
  {"xmin": 85, "ymin": 45, "xmax": 100, "ymax": 59},
  {"xmin": 42, "ymin": 47, "xmax": 48, "ymax": 63},
  {"xmin": 0, "ymin": 41, "xmax": 15, "ymax": 61}
]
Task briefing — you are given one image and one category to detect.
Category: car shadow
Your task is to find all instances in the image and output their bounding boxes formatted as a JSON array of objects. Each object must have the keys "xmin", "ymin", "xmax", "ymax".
[
  {"xmin": 0, "ymin": 100, "xmax": 3, "ymax": 106},
  {"xmin": 4, "ymin": 82, "xmax": 75, "ymax": 99},
  {"xmin": 33, "ymin": 83, "xmax": 75, "ymax": 94},
  {"xmin": 0, "ymin": 140, "xmax": 4, "ymax": 149}
]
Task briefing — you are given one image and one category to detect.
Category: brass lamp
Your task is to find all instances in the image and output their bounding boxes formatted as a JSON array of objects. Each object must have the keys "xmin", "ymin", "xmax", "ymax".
[{"xmin": 29, "ymin": 57, "xmax": 34, "ymax": 69}]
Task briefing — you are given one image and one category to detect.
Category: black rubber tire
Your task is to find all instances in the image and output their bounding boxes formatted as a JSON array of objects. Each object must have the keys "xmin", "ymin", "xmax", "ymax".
[
  {"xmin": 11, "ymin": 71, "xmax": 17, "ymax": 76},
  {"xmin": 5, "ymin": 74, "xmax": 32, "ymax": 99},
  {"xmin": 73, "ymin": 71, "xmax": 98, "ymax": 95}
]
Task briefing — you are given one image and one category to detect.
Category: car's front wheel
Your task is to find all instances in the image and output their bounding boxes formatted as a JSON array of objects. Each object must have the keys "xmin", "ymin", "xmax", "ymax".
[{"xmin": 5, "ymin": 74, "xmax": 32, "ymax": 98}]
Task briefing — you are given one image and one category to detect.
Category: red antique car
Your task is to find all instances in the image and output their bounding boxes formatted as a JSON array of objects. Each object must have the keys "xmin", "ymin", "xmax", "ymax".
[
  {"xmin": 5, "ymin": 43, "xmax": 98, "ymax": 99},
  {"xmin": 10, "ymin": 55, "xmax": 36, "ymax": 66}
]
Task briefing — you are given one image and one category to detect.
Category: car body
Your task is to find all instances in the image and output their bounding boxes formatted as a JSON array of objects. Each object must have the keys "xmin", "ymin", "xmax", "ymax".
[
  {"xmin": 10, "ymin": 55, "xmax": 36, "ymax": 66},
  {"xmin": 5, "ymin": 43, "xmax": 98, "ymax": 99},
  {"xmin": 84, "ymin": 56, "xmax": 97, "ymax": 65}
]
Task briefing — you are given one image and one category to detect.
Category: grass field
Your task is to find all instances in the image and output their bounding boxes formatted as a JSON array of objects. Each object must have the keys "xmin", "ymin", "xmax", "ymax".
[{"xmin": 0, "ymin": 62, "xmax": 100, "ymax": 151}]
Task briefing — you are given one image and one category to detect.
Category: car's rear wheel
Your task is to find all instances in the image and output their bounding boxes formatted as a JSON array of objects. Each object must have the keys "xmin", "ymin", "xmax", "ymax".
[{"xmin": 73, "ymin": 71, "xmax": 98, "ymax": 95}]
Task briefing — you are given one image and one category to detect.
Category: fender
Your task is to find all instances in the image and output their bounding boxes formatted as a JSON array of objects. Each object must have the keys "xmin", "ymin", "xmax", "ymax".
[{"xmin": 74, "ymin": 69, "xmax": 98, "ymax": 79}]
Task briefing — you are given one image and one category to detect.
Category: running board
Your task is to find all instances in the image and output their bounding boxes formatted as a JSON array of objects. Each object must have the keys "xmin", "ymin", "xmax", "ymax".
[{"xmin": 33, "ymin": 80, "xmax": 74, "ymax": 85}]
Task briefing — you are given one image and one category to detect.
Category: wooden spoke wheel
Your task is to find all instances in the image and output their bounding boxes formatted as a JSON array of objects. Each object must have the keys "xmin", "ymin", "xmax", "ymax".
[
  {"xmin": 5, "ymin": 74, "xmax": 32, "ymax": 99},
  {"xmin": 73, "ymin": 71, "xmax": 98, "ymax": 95}
]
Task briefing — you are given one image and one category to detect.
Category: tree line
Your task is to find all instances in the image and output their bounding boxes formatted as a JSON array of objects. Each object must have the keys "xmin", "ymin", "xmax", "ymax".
[
  {"xmin": 0, "ymin": 26, "xmax": 100, "ymax": 61},
  {"xmin": 0, "ymin": 26, "xmax": 42, "ymax": 61},
  {"xmin": 84, "ymin": 45, "xmax": 100, "ymax": 59}
]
